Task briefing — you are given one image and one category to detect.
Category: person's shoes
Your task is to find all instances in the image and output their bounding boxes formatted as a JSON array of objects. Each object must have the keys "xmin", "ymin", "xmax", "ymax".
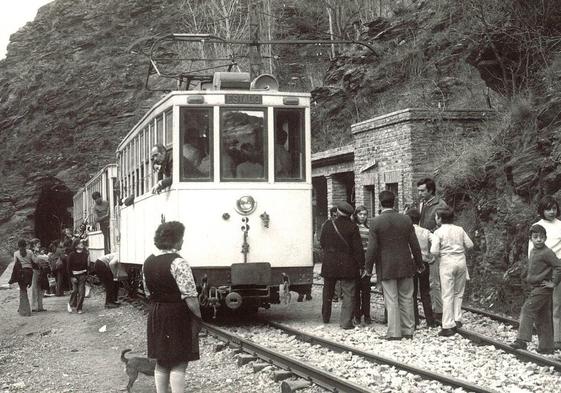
[
  {"xmin": 537, "ymin": 348, "xmax": 554, "ymax": 355},
  {"xmin": 322, "ymin": 318, "xmax": 330, "ymax": 324},
  {"xmin": 352, "ymin": 317, "xmax": 361, "ymax": 326},
  {"xmin": 455, "ymin": 321, "xmax": 463, "ymax": 329},
  {"xmin": 554, "ymin": 342, "xmax": 561, "ymax": 350},
  {"xmin": 37, "ymin": 309, "xmax": 47, "ymax": 312},
  {"xmin": 77, "ymin": 310, "xmax": 83, "ymax": 314},
  {"xmin": 305, "ymin": 294, "xmax": 312, "ymax": 301},
  {"xmin": 297, "ymin": 294, "xmax": 304, "ymax": 302},
  {"xmin": 403, "ymin": 335, "xmax": 413, "ymax": 339},
  {"xmin": 385, "ymin": 336, "xmax": 402, "ymax": 341},
  {"xmin": 438, "ymin": 328, "xmax": 456, "ymax": 337},
  {"xmin": 509, "ymin": 340, "xmax": 527, "ymax": 350},
  {"xmin": 341, "ymin": 324, "xmax": 355, "ymax": 330},
  {"xmin": 363, "ymin": 316, "xmax": 373, "ymax": 325},
  {"xmin": 105, "ymin": 303, "xmax": 119, "ymax": 309},
  {"xmin": 427, "ymin": 320, "xmax": 438, "ymax": 328},
  {"xmin": 67, "ymin": 303, "xmax": 72, "ymax": 313}
]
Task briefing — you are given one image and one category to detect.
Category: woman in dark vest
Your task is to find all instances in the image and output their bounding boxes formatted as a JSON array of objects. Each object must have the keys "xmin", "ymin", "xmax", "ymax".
[
  {"xmin": 8, "ymin": 239, "xmax": 34, "ymax": 316},
  {"xmin": 143, "ymin": 221, "xmax": 201, "ymax": 393}
]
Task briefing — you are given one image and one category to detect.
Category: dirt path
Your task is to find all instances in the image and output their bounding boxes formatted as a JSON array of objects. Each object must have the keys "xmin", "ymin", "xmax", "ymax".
[
  {"xmin": 0, "ymin": 263, "xmax": 296, "ymax": 393},
  {"xmin": 0, "ymin": 280, "xmax": 156, "ymax": 393}
]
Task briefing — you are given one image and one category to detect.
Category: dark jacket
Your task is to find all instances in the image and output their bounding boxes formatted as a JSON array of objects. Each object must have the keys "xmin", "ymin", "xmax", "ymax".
[
  {"xmin": 365, "ymin": 210, "xmax": 423, "ymax": 280},
  {"xmin": 67, "ymin": 251, "xmax": 89, "ymax": 275},
  {"xmin": 525, "ymin": 246, "xmax": 561, "ymax": 286},
  {"xmin": 419, "ymin": 196, "xmax": 448, "ymax": 232},
  {"xmin": 320, "ymin": 216, "xmax": 365, "ymax": 279}
]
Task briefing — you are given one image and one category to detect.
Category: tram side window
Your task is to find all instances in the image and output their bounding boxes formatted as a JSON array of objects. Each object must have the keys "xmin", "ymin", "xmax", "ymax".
[
  {"xmin": 180, "ymin": 107, "xmax": 212, "ymax": 181},
  {"xmin": 274, "ymin": 108, "xmax": 305, "ymax": 181},
  {"xmin": 221, "ymin": 109, "xmax": 266, "ymax": 181}
]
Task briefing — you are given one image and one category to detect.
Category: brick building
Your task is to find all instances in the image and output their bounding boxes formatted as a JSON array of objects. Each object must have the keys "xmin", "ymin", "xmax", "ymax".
[{"xmin": 312, "ymin": 108, "xmax": 494, "ymax": 225}]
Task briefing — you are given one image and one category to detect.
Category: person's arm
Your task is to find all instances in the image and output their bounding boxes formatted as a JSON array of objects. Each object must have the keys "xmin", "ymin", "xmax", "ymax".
[
  {"xmin": 364, "ymin": 227, "xmax": 378, "ymax": 275},
  {"xmin": 408, "ymin": 225, "xmax": 424, "ymax": 271},
  {"xmin": 171, "ymin": 258, "xmax": 201, "ymax": 318},
  {"xmin": 548, "ymin": 251, "xmax": 561, "ymax": 286},
  {"xmin": 463, "ymin": 229, "xmax": 474, "ymax": 250},
  {"xmin": 142, "ymin": 269, "xmax": 151, "ymax": 298},
  {"xmin": 430, "ymin": 231, "xmax": 441, "ymax": 259}
]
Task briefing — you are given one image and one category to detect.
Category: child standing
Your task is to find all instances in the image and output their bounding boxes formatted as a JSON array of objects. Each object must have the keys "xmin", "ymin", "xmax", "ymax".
[
  {"xmin": 352, "ymin": 205, "xmax": 372, "ymax": 325},
  {"xmin": 67, "ymin": 241, "xmax": 89, "ymax": 314},
  {"xmin": 511, "ymin": 224, "xmax": 561, "ymax": 354},
  {"xmin": 430, "ymin": 208, "xmax": 474, "ymax": 336}
]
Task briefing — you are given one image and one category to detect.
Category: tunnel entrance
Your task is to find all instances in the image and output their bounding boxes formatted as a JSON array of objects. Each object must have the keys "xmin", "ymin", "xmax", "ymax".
[{"xmin": 34, "ymin": 179, "xmax": 73, "ymax": 248}]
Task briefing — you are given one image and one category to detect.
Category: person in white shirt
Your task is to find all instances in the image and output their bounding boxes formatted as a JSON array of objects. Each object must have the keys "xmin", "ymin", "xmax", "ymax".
[
  {"xmin": 431, "ymin": 208, "xmax": 474, "ymax": 336},
  {"xmin": 528, "ymin": 196, "xmax": 561, "ymax": 349}
]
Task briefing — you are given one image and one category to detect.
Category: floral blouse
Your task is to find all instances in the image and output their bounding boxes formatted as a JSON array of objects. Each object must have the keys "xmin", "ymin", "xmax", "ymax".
[{"xmin": 143, "ymin": 250, "xmax": 198, "ymax": 300}]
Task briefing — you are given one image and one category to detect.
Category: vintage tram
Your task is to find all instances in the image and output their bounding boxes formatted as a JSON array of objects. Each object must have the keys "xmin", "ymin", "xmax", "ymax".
[{"xmin": 74, "ymin": 73, "xmax": 314, "ymax": 314}]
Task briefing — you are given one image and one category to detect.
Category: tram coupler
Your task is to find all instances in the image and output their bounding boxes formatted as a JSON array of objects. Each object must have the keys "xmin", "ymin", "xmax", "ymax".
[
  {"xmin": 198, "ymin": 276, "xmax": 210, "ymax": 307},
  {"xmin": 208, "ymin": 286, "xmax": 220, "ymax": 319}
]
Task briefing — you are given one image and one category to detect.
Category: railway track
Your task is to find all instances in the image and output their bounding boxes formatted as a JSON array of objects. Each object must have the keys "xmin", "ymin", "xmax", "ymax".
[
  {"xmin": 262, "ymin": 319, "xmax": 496, "ymax": 393},
  {"xmin": 203, "ymin": 319, "xmax": 498, "ymax": 393},
  {"xmin": 201, "ymin": 321, "xmax": 377, "ymax": 393}
]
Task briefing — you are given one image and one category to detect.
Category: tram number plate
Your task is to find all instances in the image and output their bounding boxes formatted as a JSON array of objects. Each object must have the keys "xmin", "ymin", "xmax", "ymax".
[{"xmin": 225, "ymin": 95, "xmax": 262, "ymax": 105}]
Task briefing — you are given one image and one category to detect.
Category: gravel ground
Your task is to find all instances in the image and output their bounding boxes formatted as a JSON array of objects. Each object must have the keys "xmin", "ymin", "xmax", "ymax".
[
  {"xmin": 225, "ymin": 324, "xmax": 458, "ymax": 393},
  {"xmin": 262, "ymin": 285, "xmax": 561, "ymax": 393},
  {"xmin": 0, "ymin": 279, "xmax": 326, "ymax": 393}
]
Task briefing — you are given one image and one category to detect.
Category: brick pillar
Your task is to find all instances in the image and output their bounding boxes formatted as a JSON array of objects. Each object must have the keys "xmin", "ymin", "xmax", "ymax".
[{"xmin": 326, "ymin": 174, "xmax": 347, "ymax": 209}]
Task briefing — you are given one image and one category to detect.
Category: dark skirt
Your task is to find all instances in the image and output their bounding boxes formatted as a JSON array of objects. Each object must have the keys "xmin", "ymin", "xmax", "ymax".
[{"xmin": 147, "ymin": 301, "xmax": 200, "ymax": 364}]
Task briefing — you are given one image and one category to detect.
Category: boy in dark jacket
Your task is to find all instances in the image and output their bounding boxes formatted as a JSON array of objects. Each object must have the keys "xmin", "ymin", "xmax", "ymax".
[{"xmin": 510, "ymin": 224, "xmax": 561, "ymax": 354}]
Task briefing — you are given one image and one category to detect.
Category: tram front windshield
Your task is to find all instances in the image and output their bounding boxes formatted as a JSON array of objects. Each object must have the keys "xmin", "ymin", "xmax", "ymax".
[{"xmin": 179, "ymin": 106, "xmax": 305, "ymax": 182}]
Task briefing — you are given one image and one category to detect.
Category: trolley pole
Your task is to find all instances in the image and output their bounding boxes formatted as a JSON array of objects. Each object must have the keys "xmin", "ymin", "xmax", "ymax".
[{"xmin": 248, "ymin": 0, "xmax": 263, "ymax": 79}]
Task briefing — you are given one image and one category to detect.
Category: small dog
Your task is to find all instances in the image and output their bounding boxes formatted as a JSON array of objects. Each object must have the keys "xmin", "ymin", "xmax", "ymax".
[
  {"xmin": 280, "ymin": 273, "xmax": 291, "ymax": 304},
  {"xmin": 121, "ymin": 349, "xmax": 156, "ymax": 392}
]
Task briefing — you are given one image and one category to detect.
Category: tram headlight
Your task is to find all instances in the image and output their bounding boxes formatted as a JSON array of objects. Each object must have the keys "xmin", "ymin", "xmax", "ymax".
[{"xmin": 235, "ymin": 195, "xmax": 257, "ymax": 215}]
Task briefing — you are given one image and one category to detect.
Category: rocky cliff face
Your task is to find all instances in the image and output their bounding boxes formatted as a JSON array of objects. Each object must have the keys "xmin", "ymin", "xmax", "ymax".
[
  {"xmin": 0, "ymin": 0, "xmax": 189, "ymax": 254},
  {"xmin": 310, "ymin": 0, "xmax": 561, "ymax": 312}
]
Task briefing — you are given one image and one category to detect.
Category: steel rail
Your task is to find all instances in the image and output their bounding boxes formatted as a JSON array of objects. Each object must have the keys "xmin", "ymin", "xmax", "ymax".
[
  {"xmin": 264, "ymin": 320, "xmax": 497, "ymax": 393},
  {"xmin": 455, "ymin": 328, "xmax": 561, "ymax": 371},
  {"xmin": 461, "ymin": 305, "xmax": 519, "ymax": 327},
  {"xmin": 201, "ymin": 322, "xmax": 377, "ymax": 393}
]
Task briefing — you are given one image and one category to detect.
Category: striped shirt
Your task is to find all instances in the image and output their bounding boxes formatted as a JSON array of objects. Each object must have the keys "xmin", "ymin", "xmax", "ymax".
[{"xmin": 357, "ymin": 223, "xmax": 369, "ymax": 252}]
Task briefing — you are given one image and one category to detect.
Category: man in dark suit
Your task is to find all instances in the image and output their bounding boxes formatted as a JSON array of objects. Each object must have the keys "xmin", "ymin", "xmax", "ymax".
[
  {"xmin": 320, "ymin": 201, "xmax": 365, "ymax": 329},
  {"xmin": 365, "ymin": 191, "xmax": 424, "ymax": 339}
]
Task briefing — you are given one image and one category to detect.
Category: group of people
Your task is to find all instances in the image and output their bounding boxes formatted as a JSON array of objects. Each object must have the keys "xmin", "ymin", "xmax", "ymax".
[
  {"xmin": 320, "ymin": 178, "xmax": 473, "ymax": 339},
  {"xmin": 8, "ymin": 231, "xmax": 121, "ymax": 316}
]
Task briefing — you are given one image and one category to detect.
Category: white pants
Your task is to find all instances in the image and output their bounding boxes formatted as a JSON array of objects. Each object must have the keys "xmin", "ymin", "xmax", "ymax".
[{"xmin": 439, "ymin": 256, "xmax": 467, "ymax": 329}]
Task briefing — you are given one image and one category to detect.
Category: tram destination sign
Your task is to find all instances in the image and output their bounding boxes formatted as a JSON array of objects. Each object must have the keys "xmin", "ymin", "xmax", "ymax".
[{"xmin": 225, "ymin": 94, "xmax": 263, "ymax": 105}]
